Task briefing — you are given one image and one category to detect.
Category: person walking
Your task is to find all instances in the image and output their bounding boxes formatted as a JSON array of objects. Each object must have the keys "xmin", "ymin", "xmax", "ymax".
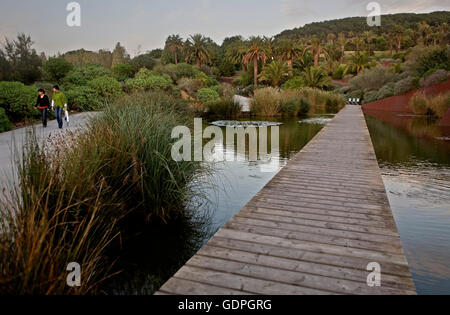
[
  {"xmin": 51, "ymin": 85, "xmax": 68, "ymax": 129},
  {"xmin": 35, "ymin": 88, "xmax": 50, "ymax": 127}
]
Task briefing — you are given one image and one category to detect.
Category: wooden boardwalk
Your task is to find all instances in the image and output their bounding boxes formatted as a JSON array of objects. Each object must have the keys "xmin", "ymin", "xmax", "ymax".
[{"xmin": 157, "ymin": 105, "xmax": 416, "ymax": 295}]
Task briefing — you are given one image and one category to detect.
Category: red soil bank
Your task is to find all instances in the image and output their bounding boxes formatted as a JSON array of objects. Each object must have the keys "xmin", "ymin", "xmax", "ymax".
[{"xmin": 362, "ymin": 80, "xmax": 450, "ymax": 126}]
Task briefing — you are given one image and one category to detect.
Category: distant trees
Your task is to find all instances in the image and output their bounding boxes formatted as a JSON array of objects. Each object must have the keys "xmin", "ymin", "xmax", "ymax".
[
  {"xmin": 185, "ymin": 34, "xmax": 212, "ymax": 67},
  {"xmin": 275, "ymin": 39, "xmax": 303, "ymax": 75},
  {"xmin": 165, "ymin": 35, "xmax": 184, "ymax": 64},
  {"xmin": 111, "ymin": 42, "xmax": 130, "ymax": 67},
  {"xmin": 1, "ymin": 33, "xmax": 42, "ymax": 84},
  {"xmin": 243, "ymin": 39, "xmax": 268, "ymax": 87},
  {"xmin": 43, "ymin": 58, "xmax": 73, "ymax": 83},
  {"xmin": 259, "ymin": 61, "xmax": 289, "ymax": 87}
]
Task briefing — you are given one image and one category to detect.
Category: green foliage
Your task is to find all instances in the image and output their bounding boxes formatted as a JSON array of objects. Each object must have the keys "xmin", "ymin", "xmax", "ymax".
[
  {"xmin": 394, "ymin": 76, "xmax": 419, "ymax": 95},
  {"xmin": 112, "ymin": 63, "xmax": 136, "ymax": 82},
  {"xmin": 64, "ymin": 64, "xmax": 111, "ymax": 86},
  {"xmin": 130, "ymin": 53, "xmax": 156, "ymax": 70},
  {"xmin": 251, "ymin": 87, "xmax": 281, "ymax": 116},
  {"xmin": 43, "ymin": 58, "xmax": 73, "ymax": 83},
  {"xmin": 303, "ymin": 67, "xmax": 332, "ymax": 88},
  {"xmin": 154, "ymin": 63, "xmax": 200, "ymax": 82},
  {"xmin": 126, "ymin": 68, "xmax": 173, "ymax": 92},
  {"xmin": 196, "ymin": 88, "xmax": 220, "ymax": 103},
  {"xmin": 0, "ymin": 107, "xmax": 12, "ymax": 132},
  {"xmin": 332, "ymin": 64, "xmax": 347, "ymax": 79},
  {"xmin": 279, "ymin": 95, "xmax": 310, "ymax": 117},
  {"xmin": 419, "ymin": 69, "xmax": 450, "ymax": 87},
  {"xmin": 282, "ymin": 76, "xmax": 305, "ymax": 90},
  {"xmin": 65, "ymin": 86, "xmax": 103, "ymax": 111},
  {"xmin": 259, "ymin": 61, "xmax": 289, "ymax": 87},
  {"xmin": 195, "ymin": 72, "xmax": 219, "ymax": 87},
  {"xmin": 217, "ymin": 58, "xmax": 236, "ymax": 77},
  {"xmin": 177, "ymin": 78, "xmax": 204, "ymax": 95},
  {"xmin": 0, "ymin": 81, "xmax": 37, "ymax": 121},
  {"xmin": 1, "ymin": 33, "xmax": 42, "ymax": 84},
  {"xmin": 87, "ymin": 76, "xmax": 123, "ymax": 99},
  {"xmin": 349, "ymin": 66, "xmax": 396, "ymax": 91},
  {"xmin": 417, "ymin": 47, "xmax": 450, "ymax": 76}
]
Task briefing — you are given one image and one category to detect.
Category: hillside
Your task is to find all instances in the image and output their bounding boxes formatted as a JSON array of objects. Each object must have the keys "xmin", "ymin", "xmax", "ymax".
[{"xmin": 277, "ymin": 11, "xmax": 450, "ymax": 39}]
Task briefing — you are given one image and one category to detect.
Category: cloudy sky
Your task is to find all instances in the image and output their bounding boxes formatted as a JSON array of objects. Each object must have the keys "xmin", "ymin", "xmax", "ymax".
[{"xmin": 0, "ymin": 0, "xmax": 449, "ymax": 56}]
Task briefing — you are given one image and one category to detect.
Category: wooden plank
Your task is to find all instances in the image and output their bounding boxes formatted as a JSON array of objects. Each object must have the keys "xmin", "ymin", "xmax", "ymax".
[{"xmin": 157, "ymin": 106, "xmax": 416, "ymax": 295}]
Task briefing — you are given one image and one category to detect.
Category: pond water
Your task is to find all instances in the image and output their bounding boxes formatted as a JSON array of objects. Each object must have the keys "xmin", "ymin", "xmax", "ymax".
[{"xmin": 364, "ymin": 111, "xmax": 450, "ymax": 295}]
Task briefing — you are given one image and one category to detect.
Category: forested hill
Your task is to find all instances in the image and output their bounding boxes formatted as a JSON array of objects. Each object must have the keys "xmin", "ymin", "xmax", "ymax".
[{"xmin": 277, "ymin": 11, "xmax": 450, "ymax": 39}]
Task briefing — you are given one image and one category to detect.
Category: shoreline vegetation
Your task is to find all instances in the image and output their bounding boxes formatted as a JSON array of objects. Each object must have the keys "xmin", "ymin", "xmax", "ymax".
[{"xmin": 0, "ymin": 11, "xmax": 449, "ymax": 294}]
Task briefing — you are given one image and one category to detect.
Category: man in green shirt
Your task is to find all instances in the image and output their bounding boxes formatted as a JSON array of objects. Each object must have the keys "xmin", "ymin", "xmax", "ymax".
[{"xmin": 51, "ymin": 85, "xmax": 68, "ymax": 129}]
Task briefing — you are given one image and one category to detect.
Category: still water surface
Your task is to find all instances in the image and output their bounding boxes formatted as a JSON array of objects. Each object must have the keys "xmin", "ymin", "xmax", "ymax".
[{"xmin": 365, "ymin": 112, "xmax": 450, "ymax": 295}]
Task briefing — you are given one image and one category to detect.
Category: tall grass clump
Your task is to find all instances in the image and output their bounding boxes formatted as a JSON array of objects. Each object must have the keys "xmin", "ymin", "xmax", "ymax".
[
  {"xmin": 206, "ymin": 97, "xmax": 241, "ymax": 118},
  {"xmin": 279, "ymin": 90, "xmax": 310, "ymax": 117},
  {"xmin": 0, "ymin": 91, "xmax": 210, "ymax": 294},
  {"xmin": 0, "ymin": 133, "xmax": 119, "ymax": 294},
  {"xmin": 410, "ymin": 91, "xmax": 450, "ymax": 118},
  {"xmin": 297, "ymin": 88, "xmax": 346, "ymax": 114},
  {"xmin": 250, "ymin": 87, "xmax": 281, "ymax": 116}
]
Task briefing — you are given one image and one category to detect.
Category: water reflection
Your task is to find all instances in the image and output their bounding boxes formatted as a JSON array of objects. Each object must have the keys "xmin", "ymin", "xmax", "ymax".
[{"xmin": 365, "ymin": 112, "xmax": 450, "ymax": 295}]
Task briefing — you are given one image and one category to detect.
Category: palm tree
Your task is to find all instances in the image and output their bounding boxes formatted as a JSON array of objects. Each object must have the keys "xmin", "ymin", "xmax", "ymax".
[
  {"xmin": 439, "ymin": 22, "xmax": 449, "ymax": 46},
  {"xmin": 327, "ymin": 33, "xmax": 336, "ymax": 46},
  {"xmin": 243, "ymin": 39, "xmax": 268, "ymax": 87},
  {"xmin": 259, "ymin": 61, "xmax": 289, "ymax": 87},
  {"xmin": 305, "ymin": 36, "xmax": 323, "ymax": 67},
  {"xmin": 353, "ymin": 35, "xmax": 362, "ymax": 54},
  {"xmin": 185, "ymin": 34, "xmax": 212, "ymax": 67},
  {"xmin": 337, "ymin": 32, "xmax": 347, "ymax": 63},
  {"xmin": 392, "ymin": 25, "xmax": 404, "ymax": 52},
  {"xmin": 384, "ymin": 32, "xmax": 395, "ymax": 57},
  {"xmin": 418, "ymin": 22, "xmax": 432, "ymax": 46},
  {"xmin": 349, "ymin": 52, "xmax": 370, "ymax": 74},
  {"xmin": 303, "ymin": 66, "xmax": 331, "ymax": 88},
  {"xmin": 362, "ymin": 31, "xmax": 374, "ymax": 55},
  {"xmin": 165, "ymin": 35, "xmax": 184, "ymax": 64},
  {"xmin": 275, "ymin": 39, "xmax": 303, "ymax": 76},
  {"xmin": 225, "ymin": 41, "xmax": 247, "ymax": 72}
]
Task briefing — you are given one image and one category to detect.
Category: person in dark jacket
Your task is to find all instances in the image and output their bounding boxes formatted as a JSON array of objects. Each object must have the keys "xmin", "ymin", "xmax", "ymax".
[{"xmin": 36, "ymin": 89, "xmax": 50, "ymax": 127}]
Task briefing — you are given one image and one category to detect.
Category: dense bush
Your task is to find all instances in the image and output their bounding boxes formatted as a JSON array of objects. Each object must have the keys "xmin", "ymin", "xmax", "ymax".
[
  {"xmin": 112, "ymin": 63, "xmax": 136, "ymax": 82},
  {"xmin": 196, "ymin": 88, "xmax": 220, "ymax": 103},
  {"xmin": 87, "ymin": 76, "xmax": 123, "ymax": 99},
  {"xmin": 0, "ymin": 81, "xmax": 37, "ymax": 122},
  {"xmin": 65, "ymin": 86, "xmax": 103, "ymax": 111},
  {"xmin": 394, "ymin": 76, "xmax": 419, "ymax": 95},
  {"xmin": 281, "ymin": 76, "xmax": 305, "ymax": 90},
  {"xmin": 218, "ymin": 83, "xmax": 236, "ymax": 98},
  {"xmin": 417, "ymin": 47, "xmax": 450, "ymax": 77},
  {"xmin": 177, "ymin": 78, "xmax": 204, "ymax": 95},
  {"xmin": 126, "ymin": 68, "xmax": 173, "ymax": 92},
  {"xmin": 0, "ymin": 107, "xmax": 12, "ymax": 132},
  {"xmin": 154, "ymin": 63, "xmax": 199, "ymax": 82},
  {"xmin": 376, "ymin": 83, "xmax": 395, "ymax": 100},
  {"xmin": 130, "ymin": 53, "xmax": 157, "ymax": 70},
  {"xmin": 349, "ymin": 66, "xmax": 396, "ymax": 91},
  {"xmin": 64, "ymin": 64, "xmax": 111, "ymax": 86},
  {"xmin": 410, "ymin": 91, "xmax": 450, "ymax": 118},
  {"xmin": 419, "ymin": 69, "xmax": 450, "ymax": 88},
  {"xmin": 195, "ymin": 72, "xmax": 219, "ymax": 87},
  {"xmin": 251, "ymin": 87, "xmax": 281, "ymax": 116},
  {"xmin": 206, "ymin": 98, "xmax": 241, "ymax": 117},
  {"xmin": 279, "ymin": 93, "xmax": 310, "ymax": 117},
  {"xmin": 43, "ymin": 58, "xmax": 73, "ymax": 83}
]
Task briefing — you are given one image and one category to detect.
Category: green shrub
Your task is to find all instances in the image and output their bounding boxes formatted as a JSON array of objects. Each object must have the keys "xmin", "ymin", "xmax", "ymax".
[
  {"xmin": 64, "ymin": 64, "xmax": 111, "ymax": 86},
  {"xmin": 177, "ymin": 78, "xmax": 204, "ymax": 95},
  {"xmin": 0, "ymin": 107, "xmax": 12, "ymax": 132},
  {"xmin": 332, "ymin": 64, "xmax": 346, "ymax": 80},
  {"xmin": 394, "ymin": 76, "xmax": 419, "ymax": 95},
  {"xmin": 218, "ymin": 83, "xmax": 236, "ymax": 98},
  {"xmin": 419, "ymin": 69, "xmax": 450, "ymax": 88},
  {"xmin": 363, "ymin": 90, "xmax": 378, "ymax": 104},
  {"xmin": 87, "ymin": 76, "xmax": 123, "ymax": 99},
  {"xmin": 0, "ymin": 81, "xmax": 37, "ymax": 121},
  {"xmin": 376, "ymin": 84, "xmax": 395, "ymax": 100},
  {"xmin": 195, "ymin": 72, "xmax": 219, "ymax": 87},
  {"xmin": 410, "ymin": 92, "xmax": 428, "ymax": 115},
  {"xmin": 43, "ymin": 58, "xmax": 73, "ymax": 83},
  {"xmin": 126, "ymin": 68, "xmax": 173, "ymax": 91},
  {"xmin": 281, "ymin": 76, "xmax": 305, "ymax": 90},
  {"xmin": 65, "ymin": 86, "xmax": 103, "ymax": 111},
  {"xmin": 112, "ymin": 63, "xmax": 136, "ymax": 82},
  {"xmin": 196, "ymin": 88, "xmax": 220, "ymax": 103},
  {"xmin": 349, "ymin": 66, "xmax": 396, "ymax": 92},
  {"xmin": 154, "ymin": 63, "xmax": 200, "ymax": 82},
  {"xmin": 417, "ymin": 47, "xmax": 450, "ymax": 77},
  {"xmin": 279, "ymin": 93, "xmax": 310, "ymax": 117}
]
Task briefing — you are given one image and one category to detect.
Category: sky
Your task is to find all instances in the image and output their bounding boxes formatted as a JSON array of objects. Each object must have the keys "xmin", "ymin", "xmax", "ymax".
[{"xmin": 0, "ymin": 0, "xmax": 449, "ymax": 56}]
